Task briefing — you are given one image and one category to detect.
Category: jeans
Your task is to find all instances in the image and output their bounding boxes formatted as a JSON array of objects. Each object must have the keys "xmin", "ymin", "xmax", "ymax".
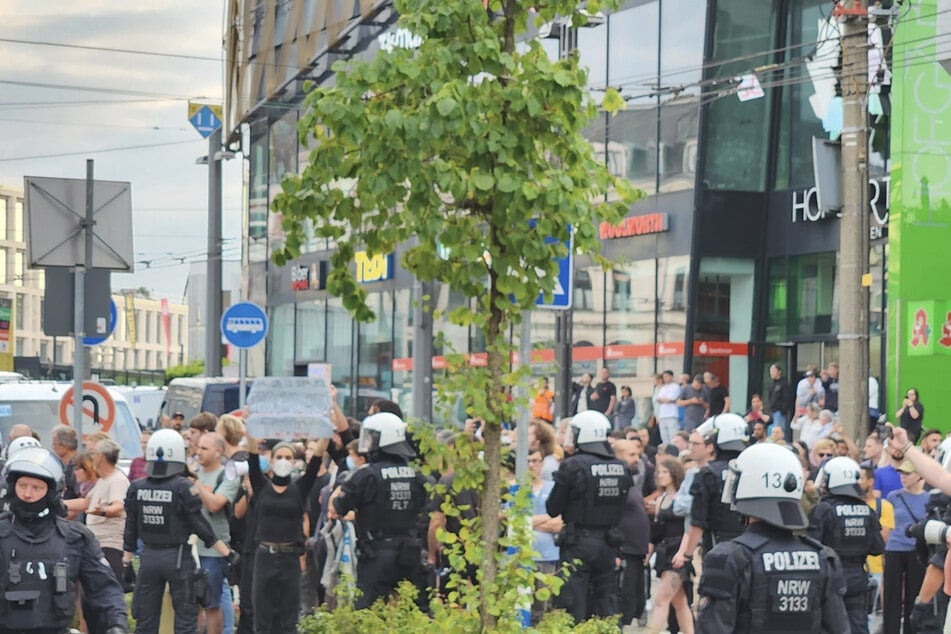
[
  {"xmin": 659, "ymin": 417, "xmax": 680, "ymax": 446},
  {"xmin": 770, "ymin": 411, "xmax": 788, "ymax": 439}
]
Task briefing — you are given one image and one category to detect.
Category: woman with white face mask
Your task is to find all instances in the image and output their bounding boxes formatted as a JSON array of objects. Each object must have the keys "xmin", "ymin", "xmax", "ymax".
[{"xmin": 246, "ymin": 437, "xmax": 323, "ymax": 633}]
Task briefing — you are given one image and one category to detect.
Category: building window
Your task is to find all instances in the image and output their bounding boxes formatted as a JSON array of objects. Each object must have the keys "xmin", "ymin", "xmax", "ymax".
[
  {"xmin": 0, "ymin": 199, "xmax": 6, "ymax": 240},
  {"xmin": 0, "ymin": 248, "xmax": 7, "ymax": 284},
  {"xmin": 13, "ymin": 202, "xmax": 23, "ymax": 242},
  {"xmin": 13, "ymin": 252, "xmax": 22, "ymax": 287},
  {"xmin": 14, "ymin": 337, "xmax": 23, "ymax": 356},
  {"xmin": 267, "ymin": 303, "xmax": 295, "ymax": 376},
  {"xmin": 296, "ymin": 299, "xmax": 326, "ymax": 363}
]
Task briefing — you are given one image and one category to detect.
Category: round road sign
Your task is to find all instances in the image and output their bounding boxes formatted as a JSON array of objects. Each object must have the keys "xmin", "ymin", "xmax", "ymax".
[
  {"xmin": 59, "ymin": 382, "xmax": 116, "ymax": 432},
  {"xmin": 220, "ymin": 302, "xmax": 268, "ymax": 349},
  {"xmin": 84, "ymin": 299, "xmax": 118, "ymax": 346}
]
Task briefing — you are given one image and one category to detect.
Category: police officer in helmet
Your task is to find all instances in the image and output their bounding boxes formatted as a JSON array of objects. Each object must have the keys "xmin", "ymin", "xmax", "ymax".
[
  {"xmin": 123, "ymin": 429, "xmax": 238, "ymax": 634},
  {"xmin": 696, "ymin": 443, "xmax": 849, "ymax": 633},
  {"xmin": 673, "ymin": 414, "xmax": 749, "ymax": 569},
  {"xmin": 0, "ymin": 446, "xmax": 128, "ymax": 633},
  {"xmin": 546, "ymin": 410, "xmax": 633, "ymax": 623},
  {"xmin": 331, "ymin": 412, "xmax": 427, "ymax": 609},
  {"xmin": 808, "ymin": 456, "xmax": 884, "ymax": 634}
]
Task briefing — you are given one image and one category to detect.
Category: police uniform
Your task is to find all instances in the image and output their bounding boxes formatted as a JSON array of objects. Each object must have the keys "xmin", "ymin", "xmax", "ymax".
[
  {"xmin": 808, "ymin": 493, "xmax": 884, "ymax": 634},
  {"xmin": 908, "ymin": 491, "xmax": 951, "ymax": 633},
  {"xmin": 689, "ymin": 452, "xmax": 746, "ymax": 552},
  {"xmin": 697, "ymin": 521, "xmax": 849, "ymax": 633},
  {"xmin": 696, "ymin": 442, "xmax": 849, "ymax": 634},
  {"xmin": 333, "ymin": 413, "xmax": 428, "ymax": 610},
  {"xmin": 124, "ymin": 469, "xmax": 222, "ymax": 633},
  {"xmin": 0, "ymin": 447, "xmax": 127, "ymax": 634},
  {"xmin": 546, "ymin": 412, "xmax": 633, "ymax": 623}
]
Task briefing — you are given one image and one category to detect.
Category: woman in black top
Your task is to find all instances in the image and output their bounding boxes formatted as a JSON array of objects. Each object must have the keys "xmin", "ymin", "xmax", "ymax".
[
  {"xmin": 647, "ymin": 456, "xmax": 693, "ymax": 634},
  {"xmin": 895, "ymin": 387, "xmax": 924, "ymax": 443},
  {"xmin": 247, "ymin": 436, "xmax": 321, "ymax": 633}
]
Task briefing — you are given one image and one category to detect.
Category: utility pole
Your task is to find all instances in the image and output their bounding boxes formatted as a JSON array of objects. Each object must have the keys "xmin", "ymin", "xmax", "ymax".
[
  {"xmin": 836, "ymin": 0, "xmax": 870, "ymax": 440},
  {"xmin": 205, "ymin": 127, "xmax": 223, "ymax": 376}
]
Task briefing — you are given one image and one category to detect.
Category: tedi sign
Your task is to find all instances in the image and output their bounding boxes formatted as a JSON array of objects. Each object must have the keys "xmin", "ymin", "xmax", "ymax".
[{"xmin": 790, "ymin": 176, "xmax": 890, "ymax": 239}]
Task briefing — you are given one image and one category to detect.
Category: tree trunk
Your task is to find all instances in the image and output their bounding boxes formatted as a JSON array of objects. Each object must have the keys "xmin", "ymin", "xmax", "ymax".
[{"xmin": 479, "ymin": 270, "xmax": 506, "ymax": 631}]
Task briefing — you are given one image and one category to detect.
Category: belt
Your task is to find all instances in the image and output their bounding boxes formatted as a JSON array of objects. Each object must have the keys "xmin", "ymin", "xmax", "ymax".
[
  {"xmin": 578, "ymin": 527, "xmax": 609, "ymax": 537},
  {"xmin": 258, "ymin": 542, "xmax": 301, "ymax": 554}
]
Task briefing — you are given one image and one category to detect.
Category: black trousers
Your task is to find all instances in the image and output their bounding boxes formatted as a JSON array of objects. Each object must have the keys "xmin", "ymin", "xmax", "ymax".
[
  {"xmin": 235, "ymin": 545, "xmax": 256, "ymax": 634},
  {"xmin": 132, "ymin": 545, "xmax": 197, "ymax": 634},
  {"xmin": 355, "ymin": 537, "xmax": 423, "ymax": 610},
  {"xmin": 884, "ymin": 550, "xmax": 926, "ymax": 634},
  {"xmin": 252, "ymin": 549, "xmax": 301, "ymax": 634},
  {"xmin": 843, "ymin": 564, "xmax": 871, "ymax": 634},
  {"xmin": 618, "ymin": 553, "xmax": 646, "ymax": 624},
  {"xmin": 555, "ymin": 535, "xmax": 618, "ymax": 623}
]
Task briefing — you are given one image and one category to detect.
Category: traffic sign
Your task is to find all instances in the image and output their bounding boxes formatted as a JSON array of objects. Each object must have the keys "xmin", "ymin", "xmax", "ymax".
[
  {"xmin": 537, "ymin": 226, "xmax": 573, "ymax": 310},
  {"xmin": 59, "ymin": 382, "xmax": 116, "ymax": 432},
  {"xmin": 84, "ymin": 298, "xmax": 118, "ymax": 346},
  {"xmin": 188, "ymin": 102, "xmax": 223, "ymax": 139},
  {"xmin": 221, "ymin": 302, "xmax": 268, "ymax": 349}
]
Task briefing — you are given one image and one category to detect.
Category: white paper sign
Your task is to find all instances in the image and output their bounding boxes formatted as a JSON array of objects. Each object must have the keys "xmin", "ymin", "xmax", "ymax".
[
  {"xmin": 736, "ymin": 73, "xmax": 765, "ymax": 102},
  {"xmin": 246, "ymin": 377, "xmax": 335, "ymax": 440}
]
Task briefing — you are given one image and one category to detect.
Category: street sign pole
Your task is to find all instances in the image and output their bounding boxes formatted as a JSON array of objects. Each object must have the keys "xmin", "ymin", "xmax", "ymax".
[
  {"xmin": 239, "ymin": 348, "xmax": 247, "ymax": 410},
  {"xmin": 73, "ymin": 160, "xmax": 94, "ymax": 441},
  {"xmin": 205, "ymin": 127, "xmax": 223, "ymax": 377}
]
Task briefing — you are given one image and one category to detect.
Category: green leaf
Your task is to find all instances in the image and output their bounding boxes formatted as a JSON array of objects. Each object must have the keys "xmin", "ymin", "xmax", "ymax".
[
  {"xmin": 602, "ymin": 87, "xmax": 627, "ymax": 114},
  {"xmin": 436, "ymin": 96, "xmax": 457, "ymax": 116},
  {"xmin": 472, "ymin": 173, "xmax": 495, "ymax": 191}
]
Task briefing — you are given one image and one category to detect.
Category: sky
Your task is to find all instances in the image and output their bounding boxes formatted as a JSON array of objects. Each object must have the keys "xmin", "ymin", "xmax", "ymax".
[{"xmin": 0, "ymin": 1, "xmax": 243, "ymax": 303}]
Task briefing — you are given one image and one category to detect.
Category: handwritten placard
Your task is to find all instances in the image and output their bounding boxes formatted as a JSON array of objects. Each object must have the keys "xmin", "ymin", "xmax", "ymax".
[{"xmin": 246, "ymin": 377, "xmax": 334, "ymax": 439}]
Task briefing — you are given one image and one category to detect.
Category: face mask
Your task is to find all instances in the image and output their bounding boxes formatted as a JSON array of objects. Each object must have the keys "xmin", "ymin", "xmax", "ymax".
[
  {"xmin": 345, "ymin": 456, "xmax": 356, "ymax": 471},
  {"xmin": 258, "ymin": 455, "xmax": 270, "ymax": 473},
  {"xmin": 272, "ymin": 458, "xmax": 294, "ymax": 478}
]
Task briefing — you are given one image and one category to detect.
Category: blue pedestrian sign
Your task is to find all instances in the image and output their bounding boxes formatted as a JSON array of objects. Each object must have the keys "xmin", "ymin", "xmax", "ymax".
[
  {"xmin": 188, "ymin": 102, "xmax": 222, "ymax": 139},
  {"xmin": 536, "ymin": 226, "xmax": 573, "ymax": 310},
  {"xmin": 221, "ymin": 302, "xmax": 268, "ymax": 349},
  {"xmin": 84, "ymin": 299, "xmax": 118, "ymax": 346}
]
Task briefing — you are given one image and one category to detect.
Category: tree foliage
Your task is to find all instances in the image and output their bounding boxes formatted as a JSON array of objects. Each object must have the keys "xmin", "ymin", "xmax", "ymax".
[{"xmin": 273, "ymin": 0, "xmax": 638, "ymax": 628}]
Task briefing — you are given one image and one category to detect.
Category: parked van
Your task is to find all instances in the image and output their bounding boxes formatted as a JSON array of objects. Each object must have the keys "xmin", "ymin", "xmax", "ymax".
[
  {"xmin": 0, "ymin": 383, "xmax": 143, "ymax": 466},
  {"xmin": 113, "ymin": 385, "xmax": 166, "ymax": 429},
  {"xmin": 162, "ymin": 378, "xmax": 250, "ymax": 422}
]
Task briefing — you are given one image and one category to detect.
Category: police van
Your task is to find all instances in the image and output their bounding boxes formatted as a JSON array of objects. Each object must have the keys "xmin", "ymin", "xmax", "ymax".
[
  {"xmin": 161, "ymin": 377, "xmax": 249, "ymax": 423},
  {"xmin": 0, "ymin": 382, "xmax": 143, "ymax": 469}
]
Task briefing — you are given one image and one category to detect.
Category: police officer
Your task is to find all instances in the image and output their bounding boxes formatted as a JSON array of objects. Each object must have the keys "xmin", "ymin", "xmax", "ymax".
[
  {"xmin": 808, "ymin": 456, "xmax": 884, "ymax": 634},
  {"xmin": 331, "ymin": 412, "xmax": 428, "ymax": 609},
  {"xmin": 123, "ymin": 429, "xmax": 238, "ymax": 634},
  {"xmin": 546, "ymin": 410, "xmax": 633, "ymax": 622},
  {"xmin": 0, "ymin": 446, "xmax": 128, "ymax": 633},
  {"xmin": 696, "ymin": 443, "xmax": 850, "ymax": 633},
  {"xmin": 0, "ymin": 436, "xmax": 42, "ymax": 502},
  {"xmin": 673, "ymin": 413, "xmax": 749, "ymax": 569}
]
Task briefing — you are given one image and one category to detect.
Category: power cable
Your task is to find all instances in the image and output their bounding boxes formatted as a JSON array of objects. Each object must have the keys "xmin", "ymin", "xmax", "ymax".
[{"xmin": 0, "ymin": 139, "xmax": 199, "ymax": 162}]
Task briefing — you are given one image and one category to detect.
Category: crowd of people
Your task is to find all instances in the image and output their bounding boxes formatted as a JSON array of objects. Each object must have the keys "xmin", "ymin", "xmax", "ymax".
[{"xmin": 0, "ymin": 364, "xmax": 945, "ymax": 634}]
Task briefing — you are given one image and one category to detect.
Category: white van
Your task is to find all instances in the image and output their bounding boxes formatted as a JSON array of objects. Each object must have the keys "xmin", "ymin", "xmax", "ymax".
[
  {"xmin": 112, "ymin": 385, "xmax": 166, "ymax": 429},
  {"xmin": 0, "ymin": 383, "xmax": 143, "ymax": 467}
]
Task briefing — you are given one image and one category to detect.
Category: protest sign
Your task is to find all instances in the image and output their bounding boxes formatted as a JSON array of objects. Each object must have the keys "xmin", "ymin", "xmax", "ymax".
[{"xmin": 246, "ymin": 376, "xmax": 335, "ymax": 439}]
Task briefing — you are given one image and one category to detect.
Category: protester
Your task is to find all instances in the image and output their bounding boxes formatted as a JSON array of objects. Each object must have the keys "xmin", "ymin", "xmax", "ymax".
[{"xmin": 883, "ymin": 460, "xmax": 928, "ymax": 634}]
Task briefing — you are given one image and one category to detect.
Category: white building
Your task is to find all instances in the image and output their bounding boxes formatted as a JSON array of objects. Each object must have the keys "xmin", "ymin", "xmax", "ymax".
[{"xmin": 0, "ymin": 186, "xmax": 188, "ymax": 375}]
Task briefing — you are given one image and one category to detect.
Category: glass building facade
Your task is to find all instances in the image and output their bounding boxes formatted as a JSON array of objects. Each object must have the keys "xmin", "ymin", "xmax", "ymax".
[{"xmin": 229, "ymin": 0, "xmax": 890, "ymax": 419}]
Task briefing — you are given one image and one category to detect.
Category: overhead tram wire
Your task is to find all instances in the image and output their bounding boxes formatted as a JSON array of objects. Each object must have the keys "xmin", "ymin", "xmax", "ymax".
[{"xmin": 0, "ymin": 139, "xmax": 200, "ymax": 162}]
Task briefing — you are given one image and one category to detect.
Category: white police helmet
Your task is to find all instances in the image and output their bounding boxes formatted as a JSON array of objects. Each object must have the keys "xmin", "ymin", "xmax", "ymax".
[
  {"xmin": 696, "ymin": 413, "xmax": 749, "ymax": 453},
  {"xmin": 359, "ymin": 412, "xmax": 416, "ymax": 459},
  {"xmin": 569, "ymin": 410, "xmax": 613, "ymax": 458},
  {"xmin": 815, "ymin": 456, "xmax": 863, "ymax": 499},
  {"xmin": 721, "ymin": 443, "xmax": 807, "ymax": 530},
  {"xmin": 4, "ymin": 446, "xmax": 65, "ymax": 496},
  {"xmin": 146, "ymin": 429, "xmax": 187, "ymax": 478},
  {"xmin": 3, "ymin": 436, "xmax": 41, "ymax": 462}
]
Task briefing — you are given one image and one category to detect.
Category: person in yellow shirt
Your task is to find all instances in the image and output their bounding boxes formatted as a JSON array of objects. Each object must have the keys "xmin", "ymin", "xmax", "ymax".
[
  {"xmin": 531, "ymin": 377, "xmax": 555, "ymax": 422},
  {"xmin": 861, "ymin": 464, "xmax": 893, "ymax": 618}
]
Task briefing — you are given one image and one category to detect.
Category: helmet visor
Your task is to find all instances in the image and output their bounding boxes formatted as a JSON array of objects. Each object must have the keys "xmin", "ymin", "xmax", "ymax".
[{"xmin": 358, "ymin": 428, "xmax": 380, "ymax": 455}]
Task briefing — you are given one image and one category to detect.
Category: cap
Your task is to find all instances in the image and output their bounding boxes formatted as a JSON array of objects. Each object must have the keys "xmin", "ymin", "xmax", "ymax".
[
  {"xmin": 172, "ymin": 411, "xmax": 185, "ymax": 419},
  {"xmin": 804, "ymin": 370, "xmax": 815, "ymax": 377},
  {"xmin": 898, "ymin": 461, "xmax": 917, "ymax": 474}
]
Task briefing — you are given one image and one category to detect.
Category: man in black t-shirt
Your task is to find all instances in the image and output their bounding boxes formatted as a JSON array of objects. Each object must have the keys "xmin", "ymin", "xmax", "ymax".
[
  {"xmin": 704, "ymin": 372, "xmax": 730, "ymax": 416},
  {"xmin": 589, "ymin": 367, "xmax": 617, "ymax": 418}
]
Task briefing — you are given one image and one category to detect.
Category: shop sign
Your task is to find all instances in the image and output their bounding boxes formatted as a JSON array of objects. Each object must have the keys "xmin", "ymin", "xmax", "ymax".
[
  {"xmin": 355, "ymin": 252, "xmax": 393, "ymax": 283},
  {"xmin": 694, "ymin": 341, "xmax": 749, "ymax": 357},
  {"xmin": 378, "ymin": 28, "xmax": 422, "ymax": 53},
  {"xmin": 599, "ymin": 213, "xmax": 669, "ymax": 239},
  {"xmin": 790, "ymin": 176, "xmax": 890, "ymax": 239},
  {"xmin": 291, "ymin": 265, "xmax": 310, "ymax": 291}
]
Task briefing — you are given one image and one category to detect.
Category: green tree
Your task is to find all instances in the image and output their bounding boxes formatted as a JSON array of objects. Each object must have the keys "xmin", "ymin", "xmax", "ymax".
[{"xmin": 274, "ymin": 0, "xmax": 637, "ymax": 627}]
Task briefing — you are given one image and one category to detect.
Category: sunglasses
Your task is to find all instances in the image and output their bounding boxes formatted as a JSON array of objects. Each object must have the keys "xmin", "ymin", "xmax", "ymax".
[{"xmin": 817, "ymin": 452, "xmax": 834, "ymax": 458}]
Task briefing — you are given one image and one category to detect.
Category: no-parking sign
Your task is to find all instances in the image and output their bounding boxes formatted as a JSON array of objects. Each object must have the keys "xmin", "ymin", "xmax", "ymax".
[{"xmin": 59, "ymin": 382, "xmax": 116, "ymax": 432}]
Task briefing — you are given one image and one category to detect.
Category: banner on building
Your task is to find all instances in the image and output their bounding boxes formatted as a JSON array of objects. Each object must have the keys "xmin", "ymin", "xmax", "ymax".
[
  {"xmin": 160, "ymin": 298, "xmax": 171, "ymax": 355},
  {"xmin": 124, "ymin": 292, "xmax": 137, "ymax": 349},
  {"xmin": 0, "ymin": 297, "xmax": 11, "ymax": 354}
]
